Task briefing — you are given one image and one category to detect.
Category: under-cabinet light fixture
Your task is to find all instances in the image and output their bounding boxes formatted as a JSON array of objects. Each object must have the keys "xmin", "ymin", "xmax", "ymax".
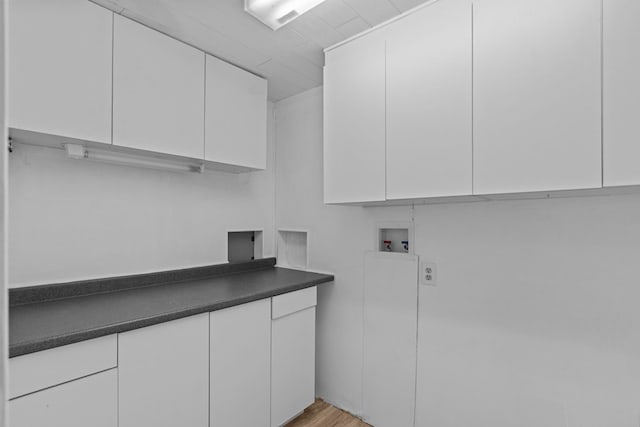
[
  {"xmin": 244, "ymin": 0, "xmax": 327, "ymax": 30},
  {"xmin": 64, "ymin": 144, "xmax": 204, "ymax": 173}
]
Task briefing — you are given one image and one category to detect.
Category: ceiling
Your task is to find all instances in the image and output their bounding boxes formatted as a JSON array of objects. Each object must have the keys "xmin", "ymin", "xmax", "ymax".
[{"xmin": 90, "ymin": 0, "xmax": 431, "ymax": 101}]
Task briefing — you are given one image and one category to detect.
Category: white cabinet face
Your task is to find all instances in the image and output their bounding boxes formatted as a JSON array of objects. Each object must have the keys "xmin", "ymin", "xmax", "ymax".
[
  {"xmin": 324, "ymin": 31, "xmax": 387, "ymax": 204},
  {"xmin": 271, "ymin": 307, "xmax": 316, "ymax": 427},
  {"xmin": 603, "ymin": 0, "xmax": 640, "ymax": 187},
  {"xmin": 473, "ymin": 0, "xmax": 602, "ymax": 194},
  {"xmin": 9, "ymin": 335, "xmax": 117, "ymax": 399},
  {"xmin": 210, "ymin": 299, "xmax": 271, "ymax": 427},
  {"xmin": 113, "ymin": 15, "xmax": 205, "ymax": 158},
  {"xmin": 386, "ymin": 0, "xmax": 473, "ymax": 200},
  {"xmin": 9, "ymin": 369, "xmax": 117, "ymax": 427},
  {"xmin": 118, "ymin": 314, "xmax": 209, "ymax": 427},
  {"xmin": 8, "ymin": 0, "xmax": 112, "ymax": 143},
  {"xmin": 363, "ymin": 252, "xmax": 418, "ymax": 427},
  {"xmin": 205, "ymin": 55, "xmax": 267, "ymax": 170}
]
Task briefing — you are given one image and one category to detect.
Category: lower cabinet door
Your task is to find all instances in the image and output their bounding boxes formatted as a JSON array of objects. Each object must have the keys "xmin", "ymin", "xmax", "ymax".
[
  {"xmin": 9, "ymin": 369, "xmax": 117, "ymax": 427},
  {"xmin": 118, "ymin": 314, "xmax": 209, "ymax": 427},
  {"xmin": 210, "ymin": 299, "xmax": 271, "ymax": 427},
  {"xmin": 271, "ymin": 306, "xmax": 316, "ymax": 427}
]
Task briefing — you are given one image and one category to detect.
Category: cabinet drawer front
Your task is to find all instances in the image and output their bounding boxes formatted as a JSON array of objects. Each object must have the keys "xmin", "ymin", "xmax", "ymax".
[
  {"xmin": 10, "ymin": 369, "xmax": 118, "ymax": 427},
  {"xmin": 9, "ymin": 335, "xmax": 117, "ymax": 399},
  {"xmin": 272, "ymin": 286, "xmax": 317, "ymax": 319}
]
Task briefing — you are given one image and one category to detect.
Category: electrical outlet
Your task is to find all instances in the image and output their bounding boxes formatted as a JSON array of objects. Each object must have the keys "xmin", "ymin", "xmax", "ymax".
[{"xmin": 420, "ymin": 262, "xmax": 437, "ymax": 286}]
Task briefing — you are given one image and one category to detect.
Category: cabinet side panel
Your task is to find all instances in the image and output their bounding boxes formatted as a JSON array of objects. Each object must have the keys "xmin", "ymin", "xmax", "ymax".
[{"xmin": 603, "ymin": 0, "xmax": 640, "ymax": 186}]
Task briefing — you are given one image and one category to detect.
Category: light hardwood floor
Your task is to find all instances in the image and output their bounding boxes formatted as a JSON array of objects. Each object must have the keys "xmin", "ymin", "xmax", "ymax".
[{"xmin": 285, "ymin": 399, "xmax": 371, "ymax": 427}]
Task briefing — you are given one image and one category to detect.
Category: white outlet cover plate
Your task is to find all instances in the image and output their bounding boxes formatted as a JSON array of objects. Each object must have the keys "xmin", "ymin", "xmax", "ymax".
[{"xmin": 420, "ymin": 261, "xmax": 437, "ymax": 286}]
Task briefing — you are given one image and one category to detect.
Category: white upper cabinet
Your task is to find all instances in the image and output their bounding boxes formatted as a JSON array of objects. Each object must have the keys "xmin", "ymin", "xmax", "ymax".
[
  {"xmin": 473, "ymin": 0, "xmax": 602, "ymax": 194},
  {"xmin": 324, "ymin": 31, "xmax": 387, "ymax": 204},
  {"xmin": 8, "ymin": 0, "xmax": 112, "ymax": 144},
  {"xmin": 205, "ymin": 55, "xmax": 267, "ymax": 170},
  {"xmin": 603, "ymin": 0, "xmax": 640, "ymax": 187},
  {"xmin": 386, "ymin": 0, "xmax": 472, "ymax": 200},
  {"xmin": 113, "ymin": 15, "xmax": 205, "ymax": 158}
]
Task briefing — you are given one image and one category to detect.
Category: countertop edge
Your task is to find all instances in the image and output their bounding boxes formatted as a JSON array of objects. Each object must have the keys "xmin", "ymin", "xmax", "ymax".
[{"xmin": 9, "ymin": 273, "xmax": 334, "ymax": 358}]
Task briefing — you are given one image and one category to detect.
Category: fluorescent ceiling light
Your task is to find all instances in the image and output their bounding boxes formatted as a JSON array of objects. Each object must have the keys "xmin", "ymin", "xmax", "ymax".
[
  {"xmin": 245, "ymin": 0, "xmax": 327, "ymax": 30},
  {"xmin": 65, "ymin": 144, "xmax": 204, "ymax": 173}
]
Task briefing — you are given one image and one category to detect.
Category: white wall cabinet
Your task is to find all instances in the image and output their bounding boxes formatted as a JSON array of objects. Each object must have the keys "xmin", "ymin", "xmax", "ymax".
[
  {"xmin": 10, "ymin": 369, "xmax": 118, "ymax": 427},
  {"xmin": 473, "ymin": 0, "xmax": 602, "ymax": 195},
  {"xmin": 205, "ymin": 55, "xmax": 267, "ymax": 170},
  {"xmin": 118, "ymin": 314, "xmax": 209, "ymax": 427},
  {"xmin": 210, "ymin": 299, "xmax": 271, "ymax": 427},
  {"xmin": 113, "ymin": 14, "xmax": 205, "ymax": 158},
  {"xmin": 271, "ymin": 287, "xmax": 317, "ymax": 426},
  {"xmin": 363, "ymin": 252, "xmax": 418, "ymax": 427},
  {"xmin": 386, "ymin": 0, "xmax": 472, "ymax": 200},
  {"xmin": 8, "ymin": 0, "xmax": 112, "ymax": 144},
  {"xmin": 324, "ymin": 31, "xmax": 387, "ymax": 204},
  {"xmin": 603, "ymin": 0, "xmax": 640, "ymax": 187}
]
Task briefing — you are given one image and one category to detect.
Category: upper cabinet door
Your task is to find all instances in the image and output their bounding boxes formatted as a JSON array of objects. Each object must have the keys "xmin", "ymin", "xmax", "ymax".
[
  {"xmin": 205, "ymin": 55, "xmax": 267, "ymax": 170},
  {"xmin": 603, "ymin": 0, "xmax": 640, "ymax": 187},
  {"xmin": 386, "ymin": 0, "xmax": 472, "ymax": 200},
  {"xmin": 113, "ymin": 15, "xmax": 205, "ymax": 158},
  {"xmin": 324, "ymin": 32, "xmax": 387, "ymax": 204},
  {"xmin": 8, "ymin": 0, "xmax": 112, "ymax": 144},
  {"xmin": 473, "ymin": 0, "xmax": 602, "ymax": 195}
]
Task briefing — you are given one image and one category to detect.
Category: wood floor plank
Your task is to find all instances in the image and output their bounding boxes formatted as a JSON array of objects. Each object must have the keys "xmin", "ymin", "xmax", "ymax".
[{"xmin": 285, "ymin": 399, "xmax": 371, "ymax": 427}]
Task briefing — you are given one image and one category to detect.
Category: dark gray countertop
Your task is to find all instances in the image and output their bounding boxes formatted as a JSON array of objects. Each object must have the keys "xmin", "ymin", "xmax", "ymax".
[{"xmin": 10, "ymin": 259, "xmax": 334, "ymax": 357}]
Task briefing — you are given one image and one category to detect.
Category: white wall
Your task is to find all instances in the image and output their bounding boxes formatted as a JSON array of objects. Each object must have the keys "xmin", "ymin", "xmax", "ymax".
[
  {"xmin": 8, "ymin": 105, "xmax": 276, "ymax": 287},
  {"xmin": 275, "ymin": 87, "xmax": 640, "ymax": 426},
  {"xmin": 1, "ymin": 0, "xmax": 9, "ymax": 420}
]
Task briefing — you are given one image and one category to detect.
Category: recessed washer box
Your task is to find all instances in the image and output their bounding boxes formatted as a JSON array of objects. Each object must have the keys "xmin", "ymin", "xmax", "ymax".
[{"xmin": 377, "ymin": 222, "xmax": 413, "ymax": 254}]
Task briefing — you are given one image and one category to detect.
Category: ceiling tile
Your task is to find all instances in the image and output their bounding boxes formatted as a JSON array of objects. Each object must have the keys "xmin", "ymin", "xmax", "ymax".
[
  {"xmin": 335, "ymin": 17, "xmax": 371, "ymax": 39},
  {"xmin": 288, "ymin": 14, "xmax": 345, "ymax": 48},
  {"xmin": 388, "ymin": 0, "xmax": 431, "ymax": 12},
  {"xmin": 310, "ymin": 0, "xmax": 359, "ymax": 28},
  {"xmin": 291, "ymin": 41, "xmax": 325, "ymax": 67},
  {"xmin": 342, "ymin": 0, "xmax": 400, "ymax": 26}
]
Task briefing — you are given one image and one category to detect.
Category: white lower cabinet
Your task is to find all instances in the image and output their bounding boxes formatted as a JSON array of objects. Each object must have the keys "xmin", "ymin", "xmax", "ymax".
[
  {"xmin": 363, "ymin": 252, "xmax": 418, "ymax": 427},
  {"xmin": 9, "ymin": 369, "xmax": 118, "ymax": 427},
  {"xmin": 210, "ymin": 299, "xmax": 271, "ymax": 427},
  {"xmin": 271, "ymin": 287, "xmax": 317, "ymax": 427},
  {"xmin": 118, "ymin": 314, "xmax": 209, "ymax": 427}
]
